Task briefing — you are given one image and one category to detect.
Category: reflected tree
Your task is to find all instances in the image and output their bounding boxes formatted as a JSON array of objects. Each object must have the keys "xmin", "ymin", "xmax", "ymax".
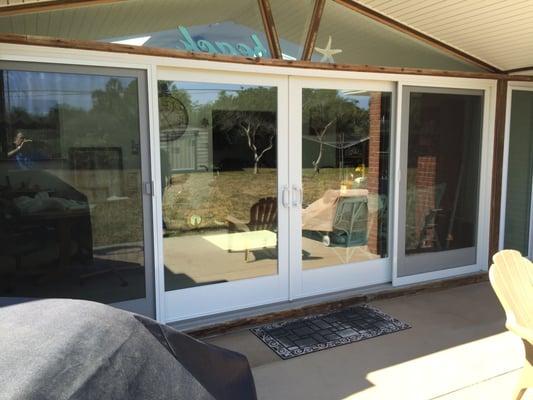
[
  {"xmin": 213, "ymin": 87, "xmax": 276, "ymax": 174},
  {"xmin": 303, "ymin": 89, "xmax": 369, "ymax": 174}
]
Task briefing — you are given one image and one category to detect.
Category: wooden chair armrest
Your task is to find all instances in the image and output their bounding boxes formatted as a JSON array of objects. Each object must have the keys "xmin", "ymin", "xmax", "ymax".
[{"xmin": 226, "ymin": 215, "xmax": 250, "ymax": 232}]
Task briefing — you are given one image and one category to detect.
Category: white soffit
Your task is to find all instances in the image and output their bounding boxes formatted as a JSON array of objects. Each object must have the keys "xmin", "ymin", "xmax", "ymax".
[{"xmin": 356, "ymin": 0, "xmax": 533, "ymax": 72}]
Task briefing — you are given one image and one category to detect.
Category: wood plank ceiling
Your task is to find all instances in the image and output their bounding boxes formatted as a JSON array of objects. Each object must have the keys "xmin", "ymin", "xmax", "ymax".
[
  {"xmin": 356, "ymin": 0, "xmax": 533, "ymax": 73},
  {"xmin": 0, "ymin": 0, "xmax": 532, "ymax": 73}
]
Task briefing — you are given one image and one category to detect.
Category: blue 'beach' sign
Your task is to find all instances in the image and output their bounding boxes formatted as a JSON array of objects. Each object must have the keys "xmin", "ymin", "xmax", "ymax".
[{"xmin": 177, "ymin": 26, "xmax": 268, "ymax": 57}]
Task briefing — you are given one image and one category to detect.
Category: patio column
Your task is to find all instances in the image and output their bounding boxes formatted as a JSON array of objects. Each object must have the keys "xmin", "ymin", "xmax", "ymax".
[{"xmin": 489, "ymin": 79, "xmax": 508, "ymax": 261}]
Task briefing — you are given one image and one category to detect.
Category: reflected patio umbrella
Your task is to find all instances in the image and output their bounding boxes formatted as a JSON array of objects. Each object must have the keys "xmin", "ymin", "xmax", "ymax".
[{"xmin": 0, "ymin": 299, "xmax": 257, "ymax": 400}]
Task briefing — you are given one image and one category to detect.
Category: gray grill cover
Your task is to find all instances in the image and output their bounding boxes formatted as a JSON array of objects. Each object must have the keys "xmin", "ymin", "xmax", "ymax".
[{"xmin": 0, "ymin": 299, "xmax": 257, "ymax": 400}]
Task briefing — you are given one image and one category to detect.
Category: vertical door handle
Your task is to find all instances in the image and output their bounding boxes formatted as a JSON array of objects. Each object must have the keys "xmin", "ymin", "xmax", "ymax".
[
  {"xmin": 292, "ymin": 185, "xmax": 302, "ymax": 207},
  {"xmin": 143, "ymin": 181, "xmax": 154, "ymax": 196},
  {"xmin": 281, "ymin": 185, "xmax": 290, "ymax": 208}
]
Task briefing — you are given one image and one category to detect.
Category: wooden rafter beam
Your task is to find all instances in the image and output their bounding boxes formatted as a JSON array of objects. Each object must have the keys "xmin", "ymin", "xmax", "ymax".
[
  {"xmin": 504, "ymin": 66, "xmax": 533, "ymax": 74},
  {"xmin": 1, "ymin": 33, "xmax": 533, "ymax": 82},
  {"xmin": 301, "ymin": 0, "xmax": 325, "ymax": 61},
  {"xmin": 333, "ymin": 0, "xmax": 502, "ymax": 73},
  {"xmin": 257, "ymin": 0, "xmax": 282, "ymax": 59},
  {"xmin": 0, "ymin": 0, "xmax": 125, "ymax": 16}
]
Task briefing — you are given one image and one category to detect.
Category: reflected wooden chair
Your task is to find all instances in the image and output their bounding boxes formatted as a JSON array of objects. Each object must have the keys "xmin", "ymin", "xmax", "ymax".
[
  {"xmin": 489, "ymin": 250, "xmax": 533, "ymax": 400},
  {"xmin": 226, "ymin": 197, "xmax": 277, "ymax": 261},
  {"xmin": 227, "ymin": 197, "xmax": 277, "ymax": 233}
]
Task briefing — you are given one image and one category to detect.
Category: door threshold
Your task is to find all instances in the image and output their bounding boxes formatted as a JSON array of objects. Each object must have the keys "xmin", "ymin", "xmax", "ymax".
[{"xmin": 170, "ymin": 271, "xmax": 488, "ymax": 338}]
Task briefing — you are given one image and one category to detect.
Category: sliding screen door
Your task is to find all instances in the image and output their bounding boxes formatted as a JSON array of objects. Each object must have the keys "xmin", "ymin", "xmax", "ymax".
[{"xmin": 397, "ymin": 86, "xmax": 484, "ymax": 280}]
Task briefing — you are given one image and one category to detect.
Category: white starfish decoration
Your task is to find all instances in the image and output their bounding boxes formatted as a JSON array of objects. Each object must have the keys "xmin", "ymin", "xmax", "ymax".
[{"xmin": 314, "ymin": 36, "xmax": 342, "ymax": 63}]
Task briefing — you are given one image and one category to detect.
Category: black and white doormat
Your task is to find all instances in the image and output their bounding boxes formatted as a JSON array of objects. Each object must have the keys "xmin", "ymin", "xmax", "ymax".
[{"xmin": 251, "ymin": 304, "xmax": 410, "ymax": 359}]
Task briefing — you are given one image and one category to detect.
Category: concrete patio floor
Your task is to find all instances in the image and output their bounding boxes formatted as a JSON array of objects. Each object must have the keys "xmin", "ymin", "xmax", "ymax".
[{"xmin": 207, "ymin": 282, "xmax": 532, "ymax": 400}]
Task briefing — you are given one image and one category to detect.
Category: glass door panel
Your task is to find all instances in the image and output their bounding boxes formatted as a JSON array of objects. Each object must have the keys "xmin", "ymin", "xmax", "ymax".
[
  {"xmin": 397, "ymin": 87, "xmax": 483, "ymax": 279},
  {"xmin": 159, "ymin": 71, "xmax": 289, "ymax": 322},
  {"xmin": 290, "ymin": 78, "xmax": 393, "ymax": 299},
  {"xmin": 301, "ymin": 89, "xmax": 391, "ymax": 268},
  {"xmin": 503, "ymin": 89, "xmax": 533, "ymax": 258},
  {"xmin": 0, "ymin": 62, "xmax": 154, "ymax": 317}
]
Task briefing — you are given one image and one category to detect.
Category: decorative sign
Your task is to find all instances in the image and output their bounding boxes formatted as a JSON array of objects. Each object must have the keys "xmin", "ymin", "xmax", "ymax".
[
  {"xmin": 315, "ymin": 36, "xmax": 342, "ymax": 64},
  {"xmin": 177, "ymin": 25, "xmax": 268, "ymax": 57}
]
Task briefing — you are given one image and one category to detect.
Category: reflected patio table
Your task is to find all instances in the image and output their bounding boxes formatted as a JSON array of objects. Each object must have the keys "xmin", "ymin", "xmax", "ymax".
[{"xmin": 203, "ymin": 230, "xmax": 277, "ymax": 262}]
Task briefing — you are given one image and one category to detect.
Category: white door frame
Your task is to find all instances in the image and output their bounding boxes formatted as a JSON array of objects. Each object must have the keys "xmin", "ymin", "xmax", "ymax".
[
  {"xmin": 392, "ymin": 78, "xmax": 496, "ymax": 286},
  {"xmin": 154, "ymin": 67, "xmax": 290, "ymax": 323},
  {"xmin": 288, "ymin": 76, "xmax": 396, "ymax": 300},
  {"xmin": 499, "ymin": 82, "xmax": 533, "ymax": 259}
]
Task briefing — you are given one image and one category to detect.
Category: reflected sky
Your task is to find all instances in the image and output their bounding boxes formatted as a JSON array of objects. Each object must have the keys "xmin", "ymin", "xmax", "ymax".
[
  {"xmin": 169, "ymin": 81, "xmax": 264, "ymax": 104},
  {"xmin": 3, "ymin": 70, "xmax": 134, "ymax": 114}
]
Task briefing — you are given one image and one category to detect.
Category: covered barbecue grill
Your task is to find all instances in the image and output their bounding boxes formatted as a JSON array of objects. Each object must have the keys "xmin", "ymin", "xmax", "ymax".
[{"xmin": 0, "ymin": 299, "xmax": 257, "ymax": 400}]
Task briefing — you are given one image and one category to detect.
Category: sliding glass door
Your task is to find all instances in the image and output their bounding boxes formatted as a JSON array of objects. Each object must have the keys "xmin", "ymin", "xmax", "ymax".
[
  {"xmin": 158, "ymin": 70, "xmax": 289, "ymax": 322},
  {"xmin": 0, "ymin": 62, "xmax": 155, "ymax": 317},
  {"xmin": 396, "ymin": 86, "xmax": 485, "ymax": 282},
  {"xmin": 289, "ymin": 77, "xmax": 394, "ymax": 299},
  {"xmin": 502, "ymin": 87, "xmax": 533, "ymax": 259},
  {"xmin": 156, "ymin": 74, "xmax": 492, "ymax": 321}
]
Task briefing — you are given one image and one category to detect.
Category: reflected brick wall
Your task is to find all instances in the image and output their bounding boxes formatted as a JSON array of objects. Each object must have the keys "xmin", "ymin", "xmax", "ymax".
[
  {"xmin": 415, "ymin": 156, "xmax": 437, "ymax": 248},
  {"xmin": 367, "ymin": 92, "xmax": 382, "ymax": 254}
]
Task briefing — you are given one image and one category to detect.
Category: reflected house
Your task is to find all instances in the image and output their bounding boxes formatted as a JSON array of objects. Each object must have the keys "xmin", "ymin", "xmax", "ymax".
[{"xmin": 0, "ymin": 0, "xmax": 531, "ymax": 331}]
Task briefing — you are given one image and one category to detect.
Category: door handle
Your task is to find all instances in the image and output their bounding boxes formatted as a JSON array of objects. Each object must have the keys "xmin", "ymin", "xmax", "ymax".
[
  {"xmin": 143, "ymin": 181, "xmax": 154, "ymax": 196},
  {"xmin": 292, "ymin": 185, "xmax": 302, "ymax": 207},
  {"xmin": 281, "ymin": 185, "xmax": 290, "ymax": 208}
]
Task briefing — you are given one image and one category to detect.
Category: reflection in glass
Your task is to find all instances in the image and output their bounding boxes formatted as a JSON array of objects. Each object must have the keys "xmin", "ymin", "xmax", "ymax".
[
  {"xmin": 159, "ymin": 81, "xmax": 278, "ymax": 291},
  {"xmin": 405, "ymin": 91, "xmax": 482, "ymax": 255},
  {"xmin": 504, "ymin": 90, "xmax": 533, "ymax": 255},
  {"xmin": 269, "ymin": 0, "xmax": 315, "ymax": 60},
  {"xmin": 313, "ymin": 1, "xmax": 481, "ymax": 71},
  {"xmin": 0, "ymin": 68, "xmax": 147, "ymax": 303},
  {"xmin": 0, "ymin": 0, "xmax": 270, "ymax": 58},
  {"xmin": 301, "ymin": 89, "xmax": 391, "ymax": 270}
]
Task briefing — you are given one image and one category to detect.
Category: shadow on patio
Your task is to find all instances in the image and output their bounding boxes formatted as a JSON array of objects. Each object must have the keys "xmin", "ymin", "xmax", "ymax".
[{"xmin": 207, "ymin": 282, "xmax": 530, "ymax": 399}]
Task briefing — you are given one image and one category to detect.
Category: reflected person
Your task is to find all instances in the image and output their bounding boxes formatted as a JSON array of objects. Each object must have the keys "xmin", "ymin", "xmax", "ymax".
[{"xmin": 8, "ymin": 131, "xmax": 34, "ymax": 169}]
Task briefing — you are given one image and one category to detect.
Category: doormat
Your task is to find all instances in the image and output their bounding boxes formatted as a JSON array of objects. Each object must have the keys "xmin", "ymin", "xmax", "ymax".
[{"xmin": 250, "ymin": 304, "xmax": 410, "ymax": 359}]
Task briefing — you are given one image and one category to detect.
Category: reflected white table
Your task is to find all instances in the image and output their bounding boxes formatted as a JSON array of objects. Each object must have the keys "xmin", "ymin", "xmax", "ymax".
[{"xmin": 203, "ymin": 230, "xmax": 277, "ymax": 262}]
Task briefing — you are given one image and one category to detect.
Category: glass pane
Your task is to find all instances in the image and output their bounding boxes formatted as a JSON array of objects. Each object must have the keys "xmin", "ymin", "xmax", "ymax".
[
  {"xmin": 313, "ymin": 1, "xmax": 481, "ymax": 71},
  {"xmin": 159, "ymin": 81, "xmax": 278, "ymax": 291},
  {"xmin": 269, "ymin": 0, "xmax": 315, "ymax": 60},
  {"xmin": 504, "ymin": 90, "xmax": 533, "ymax": 255},
  {"xmin": 301, "ymin": 88, "xmax": 391, "ymax": 270},
  {"xmin": 405, "ymin": 91, "xmax": 482, "ymax": 255},
  {"xmin": 0, "ymin": 0, "xmax": 270, "ymax": 58},
  {"xmin": 0, "ymin": 67, "xmax": 147, "ymax": 303}
]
